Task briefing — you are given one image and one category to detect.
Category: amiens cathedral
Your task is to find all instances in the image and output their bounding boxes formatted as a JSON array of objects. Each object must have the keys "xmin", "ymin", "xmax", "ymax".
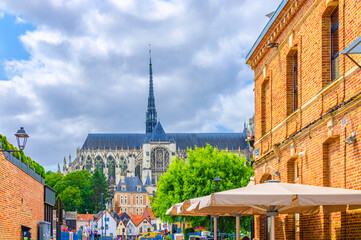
[{"xmin": 60, "ymin": 52, "xmax": 251, "ymax": 189}]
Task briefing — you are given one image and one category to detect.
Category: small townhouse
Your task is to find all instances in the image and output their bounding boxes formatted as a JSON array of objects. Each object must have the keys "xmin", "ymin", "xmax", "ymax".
[{"xmin": 95, "ymin": 211, "xmax": 118, "ymax": 237}]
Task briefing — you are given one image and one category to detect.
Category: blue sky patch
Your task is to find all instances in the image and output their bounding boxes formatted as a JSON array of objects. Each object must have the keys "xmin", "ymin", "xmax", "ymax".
[
  {"xmin": 0, "ymin": 13, "xmax": 35, "ymax": 80},
  {"xmin": 216, "ymin": 125, "xmax": 233, "ymax": 133}
]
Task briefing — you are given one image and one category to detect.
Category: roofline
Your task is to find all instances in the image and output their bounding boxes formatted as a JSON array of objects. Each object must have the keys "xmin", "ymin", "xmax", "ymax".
[
  {"xmin": 86, "ymin": 132, "xmax": 245, "ymax": 135},
  {"xmin": 245, "ymin": 0, "xmax": 289, "ymax": 63},
  {"xmin": 95, "ymin": 210, "xmax": 116, "ymax": 222},
  {"xmin": 132, "ymin": 217, "xmax": 150, "ymax": 226}
]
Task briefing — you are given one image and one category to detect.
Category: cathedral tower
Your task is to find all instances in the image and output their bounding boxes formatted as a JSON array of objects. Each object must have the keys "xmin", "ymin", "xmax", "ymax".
[{"xmin": 145, "ymin": 48, "xmax": 157, "ymax": 138}]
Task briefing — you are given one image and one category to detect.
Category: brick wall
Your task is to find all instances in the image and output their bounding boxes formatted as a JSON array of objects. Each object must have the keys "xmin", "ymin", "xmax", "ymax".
[
  {"xmin": 0, "ymin": 150, "xmax": 44, "ymax": 239},
  {"xmin": 247, "ymin": 0, "xmax": 361, "ymax": 239},
  {"xmin": 114, "ymin": 192, "xmax": 149, "ymax": 215}
]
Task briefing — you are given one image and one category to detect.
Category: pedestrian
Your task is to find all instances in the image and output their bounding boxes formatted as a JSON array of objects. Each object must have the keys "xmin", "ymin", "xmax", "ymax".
[
  {"xmin": 77, "ymin": 227, "xmax": 83, "ymax": 240},
  {"xmin": 85, "ymin": 224, "xmax": 90, "ymax": 240}
]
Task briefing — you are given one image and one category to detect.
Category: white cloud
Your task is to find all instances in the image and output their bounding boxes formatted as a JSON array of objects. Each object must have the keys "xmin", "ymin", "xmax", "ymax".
[
  {"xmin": 0, "ymin": 0, "xmax": 282, "ymax": 171},
  {"xmin": 15, "ymin": 15, "xmax": 25, "ymax": 23}
]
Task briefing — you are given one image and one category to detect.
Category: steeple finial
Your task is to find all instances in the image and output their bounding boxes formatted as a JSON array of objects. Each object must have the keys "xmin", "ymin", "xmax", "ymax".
[{"xmin": 145, "ymin": 45, "xmax": 157, "ymax": 137}]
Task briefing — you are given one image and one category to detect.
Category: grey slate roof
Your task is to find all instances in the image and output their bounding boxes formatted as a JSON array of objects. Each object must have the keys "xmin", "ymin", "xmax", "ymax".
[
  {"xmin": 144, "ymin": 175, "xmax": 152, "ymax": 186},
  {"xmin": 82, "ymin": 133, "xmax": 146, "ymax": 150},
  {"xmin": 81, "ymin": 132, "xmax": 247, "ymax": 151},
  {"xmin": 150, "ymin": 122, "xmax": 169, "ymax": 142},
  {"xmin": 115, "ymin": 177, "xmax": 148, "ymax": 193}
]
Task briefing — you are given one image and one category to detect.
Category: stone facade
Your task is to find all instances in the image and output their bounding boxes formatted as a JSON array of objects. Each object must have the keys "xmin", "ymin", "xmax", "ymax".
[
  {"xmin": 0, "ymin": 148, "xmax": 44, "ymax": 239},
  {"xmin": 246, "ymin": 0, "xmax": 361, "ymax": 239}
]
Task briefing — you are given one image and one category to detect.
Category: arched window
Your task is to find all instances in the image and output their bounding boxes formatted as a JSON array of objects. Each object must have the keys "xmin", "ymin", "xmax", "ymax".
[
  {"xmin": 86, "ymin": 156, "xmax": 92, "ymax": 171},
  {"xmin": 151, "ymin": 147, "xmax": 170, "ymax": 183},
  {"xmin": 140, "ymin": 196, "xmax": 143, "ymax": 205},
  {"xmin": 107, "ymin": 156, "xmax": 116, "ymax": 179},
  {"xmin": 95, "ymin": 156, "xmax": 104, "ymax": 173},
  {"xmin": 121, "ymin": 196, "xmax": 123, "ymax": 204},
  {"xmin": 260, "ymin": 173, "xmax": 272, "ymax": 183},
  {"xmin": 136, "ymin": 196, "xmax": 139, "ymax": 204},
  {"xmin": 120, "ymin": 156, "xmax": 127, "ymax": 174}
]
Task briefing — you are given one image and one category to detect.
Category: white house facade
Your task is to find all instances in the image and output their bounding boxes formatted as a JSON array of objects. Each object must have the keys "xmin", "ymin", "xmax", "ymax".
[{"xmin": 95, "ymin": 211, "xmax": 117, "ymax": 237}]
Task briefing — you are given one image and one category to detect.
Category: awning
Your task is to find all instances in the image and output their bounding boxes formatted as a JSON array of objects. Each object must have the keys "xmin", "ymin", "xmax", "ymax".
[
  {"xmin": 341, "ymin": 35, "xmax": 361, "ymax": 54},
  {"xmin": 341, "ymin": 35, "xmax": 361, "ymax": 68}
]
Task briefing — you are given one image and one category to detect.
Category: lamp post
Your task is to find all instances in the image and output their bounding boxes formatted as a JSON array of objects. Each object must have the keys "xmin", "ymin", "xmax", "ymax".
[
  {"xmin": 213, "ymin": 176, "xmax": 221, "ymax": 192},
  {"xmin": 101, "ymin": 193, "xmax": 104, "ymax": 237},
  {"xmin": 0, "ymin": 127, "xmax": 29, "ymax": 153},
  {"xmin": 213, "ymin": 176, "xmax": 222, "ymax": 238}
]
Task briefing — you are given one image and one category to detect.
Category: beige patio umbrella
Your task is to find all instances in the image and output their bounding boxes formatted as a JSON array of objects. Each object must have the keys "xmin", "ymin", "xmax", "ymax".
[
  {"xmin": 167, "ymin": 195, "xmax": 263, "ymax": 240},
  {"xmin": 168, "ymin": 180, "xmax": 361, "ymax": 240}
]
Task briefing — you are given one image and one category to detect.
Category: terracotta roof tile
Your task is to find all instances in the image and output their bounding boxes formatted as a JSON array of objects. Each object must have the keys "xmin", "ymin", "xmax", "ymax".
[
  {"xmin": 130, "ymin": 215, "xmax": 148, "ymax": 226},
  {"xmin": 142, "ymin": 207, "xmax": 156, "ymax": 220},
  {"xmin": 77, "ymin": 214, "xmax": 93, "ymax": 221}
]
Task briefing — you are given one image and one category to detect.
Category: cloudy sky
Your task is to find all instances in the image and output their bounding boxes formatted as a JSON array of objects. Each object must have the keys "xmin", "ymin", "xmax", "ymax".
[{"xmin": 0, "ymin": 0, "xmax": 281, "ymax": 171}]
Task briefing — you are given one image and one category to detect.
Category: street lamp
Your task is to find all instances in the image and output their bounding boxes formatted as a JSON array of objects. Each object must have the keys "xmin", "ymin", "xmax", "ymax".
[
  {"xmin": 213, "ymin": 176, "xmax": 222, "ymax": 237},
  {"xmin": 0, "ymin": 127, "xmax": 29, "ymax": 153},
  {"xmin": 101, "ymin": 193, "xmax": 104, "ymax": 237},
  {"xmin": 213, "ymin": 176, "xmax": 222, "ymax": 192}
]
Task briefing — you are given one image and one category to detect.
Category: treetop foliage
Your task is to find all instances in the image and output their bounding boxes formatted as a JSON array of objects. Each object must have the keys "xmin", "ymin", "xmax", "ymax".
[
  {"xmin": 151, "ymin": 144, "xmax": 254, "ymax": 233},
  {"xmin": 45, "ymin": 169, "xmax": 109, "ymax": 213}
]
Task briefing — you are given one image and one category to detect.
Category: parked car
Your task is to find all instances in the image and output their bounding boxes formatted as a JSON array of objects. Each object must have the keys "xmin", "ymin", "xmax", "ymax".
[{"xmin": 138, "ymin": 232, "xmax": 163, "ymax": 240}]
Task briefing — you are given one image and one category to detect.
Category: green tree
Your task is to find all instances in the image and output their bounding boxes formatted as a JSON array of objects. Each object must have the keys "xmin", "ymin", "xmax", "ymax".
[
  {"xmin": 46, "ymin": 170, "xmax": 93, "ymax": 213},
  {"xmin": 151, "ymin": 144, "xmax": 254, "ymax": 234},
  {"xmin": 90, "ymin": 168, "xmax": 109, "ymax": 213},
  {"xmin": 60, "ymin": 186, "xmax": 84, "ymax": 211},
  {"xmin": 45, "ymin": 172, "xmax": 64, "ymax": 189}
]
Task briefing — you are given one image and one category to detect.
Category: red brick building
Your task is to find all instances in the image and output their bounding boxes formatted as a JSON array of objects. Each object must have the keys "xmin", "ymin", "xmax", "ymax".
[
  {"xmin": 0, "ymin": 145, "xmax": 51, "ymax": 239},
  {"xmin": 246, "ymin": 0, "xmax": 361, "ymax": 239}
]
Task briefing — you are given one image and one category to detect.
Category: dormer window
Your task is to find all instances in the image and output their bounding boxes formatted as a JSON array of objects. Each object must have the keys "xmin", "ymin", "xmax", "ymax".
[
  {"xmin": 137, "ymin": 186, "xmax": 141, "ymax": 192},
  {"xmin": 122, "ymin": 185, "xmax": 126, "ymax": 192}
]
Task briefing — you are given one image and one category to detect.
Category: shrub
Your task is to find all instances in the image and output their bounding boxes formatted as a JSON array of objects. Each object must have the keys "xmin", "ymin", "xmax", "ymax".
[
  {"xmin": 0, "ymin": 132, "xmax": 46, "ymax": 178},
  {"xmin": 183, "ymin": 228, "xmax": 194, "ymax": 237}
]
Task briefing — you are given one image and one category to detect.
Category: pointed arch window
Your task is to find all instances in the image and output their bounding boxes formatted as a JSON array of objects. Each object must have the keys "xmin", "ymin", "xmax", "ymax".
[
  {"xmin": 86, "ymin": 156, "xmax": 92, "ymax": 171},
  {"xmin": 107, "ymin": 156, "xmax": 116, "ymax": 179},
  {"xmin": 150, "ymin": 147, "xmax": 170, "ymax": 183},
  {"xmin": 95, "ymin": 156, "xmax": 104, "ymax": 173},
  {"xmin": 120, "ymin": 156, "xmax": 127, "ymax": 174}
]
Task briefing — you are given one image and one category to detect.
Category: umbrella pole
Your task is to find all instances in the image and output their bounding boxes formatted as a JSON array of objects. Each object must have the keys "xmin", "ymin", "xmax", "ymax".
[
  {"xmin": 270, "ymin": 215, "xmax": 275, "ymax": 240},
  {"xmin": 213, "ymin": 215, "xmax": 218, "ymax": 240},
  {"xmin": 235, "ymin": 214, "xmax": 240, "ymax": 240},
  {"xmin": 268, "ymin": 206, "xmax": 277, "ymax": 240}
]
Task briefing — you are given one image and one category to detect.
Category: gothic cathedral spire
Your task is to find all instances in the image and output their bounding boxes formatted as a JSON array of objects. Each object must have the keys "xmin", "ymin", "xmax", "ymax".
[{"xmin": 146, "ymin": 46, "xmax": 157, "ymax": 137}]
